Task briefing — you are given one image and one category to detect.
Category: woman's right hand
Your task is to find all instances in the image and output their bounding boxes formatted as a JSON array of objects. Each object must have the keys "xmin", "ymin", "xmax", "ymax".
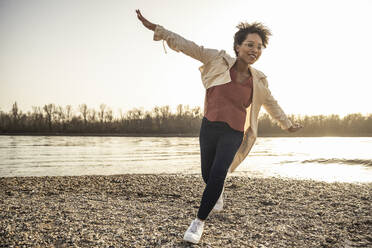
[
  {"xmin": 287, "ymin": 123, "xmax": 303, "ymax": 133},
  {"xmin": 136, "ymin": 9, "xmax": 156, "ymax": 31}
]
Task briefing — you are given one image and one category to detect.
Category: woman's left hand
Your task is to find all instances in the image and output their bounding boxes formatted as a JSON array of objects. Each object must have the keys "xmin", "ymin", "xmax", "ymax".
[
  {"xmin": 287, "ymin": 123, "xmax": 303, "ymax": 132},
  {"xmin": 136, "ymin": 9, "xmax": 157, "ymax": 31}
]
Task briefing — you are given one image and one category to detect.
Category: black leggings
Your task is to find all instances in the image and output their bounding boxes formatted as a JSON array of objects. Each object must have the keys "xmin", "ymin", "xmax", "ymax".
[{"xmin": 197, "ymin": 117, "xmax": 243, "ymax": 220}]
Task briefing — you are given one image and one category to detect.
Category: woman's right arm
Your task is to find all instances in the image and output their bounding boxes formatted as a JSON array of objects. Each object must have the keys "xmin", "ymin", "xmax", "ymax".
[{"xmin": 136, "ymin": 9, "xmax": 221, "ymax": 65}]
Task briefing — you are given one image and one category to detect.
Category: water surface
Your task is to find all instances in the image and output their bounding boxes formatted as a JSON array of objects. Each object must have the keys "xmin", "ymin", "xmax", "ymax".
[{"xmin": 1, "ymin": 135, "xmax": 371, "ymax": 183}]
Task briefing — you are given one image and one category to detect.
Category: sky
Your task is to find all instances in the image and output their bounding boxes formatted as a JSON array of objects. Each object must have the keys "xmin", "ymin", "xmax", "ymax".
[{"xmin": 1, "ymin": 0, "xmax": 372, "ymax": 117}]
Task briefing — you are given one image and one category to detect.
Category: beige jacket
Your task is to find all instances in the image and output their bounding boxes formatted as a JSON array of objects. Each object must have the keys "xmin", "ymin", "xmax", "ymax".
[{"xmin": 153, "ymin": 25, "xmax": 292, "ymax": 172}]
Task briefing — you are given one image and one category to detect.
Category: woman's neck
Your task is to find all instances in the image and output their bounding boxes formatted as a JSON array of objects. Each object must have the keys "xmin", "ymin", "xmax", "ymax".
[{"xmin": 234, "ymin": 58, "xmax": 251, "ymax": 76}]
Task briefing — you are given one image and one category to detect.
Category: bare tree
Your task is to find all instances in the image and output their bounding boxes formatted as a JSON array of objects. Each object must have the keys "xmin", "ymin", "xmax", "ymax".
[
  {"xmin": 183, "ymin": 105, "xmax": 191, "ymax": 117},
  {"xmin": 119, "ymin": 108, "xmax": 125, "ymax": 122},
  {"xmin": 176, "ymin": 104, "xmax": 183, "ymax": 118},
  {"xmin": 65, "ymin": 105, "xmax": 73, "ymax": 122},
  {"xmin": 43, "ymin": 104, "xmax": 56, "ymax": 131},
  {"xmin": 11, "ymin": 102, "xmax": 20, "ymax": 128},
  {"xmin": 99, "ymin": 104, "xmax": 106, "ymax": 123},
  {"xmin": 79, "ymin": 104, "xmax": 88, "ymax": 125},
  {"xmin": 57, "ymin": 106, "xmax": 65, "ymax": 121},
  {"xmin": 88, "ymin": 109, "xmax": 97, "ymax": 122},
  {"xmin": 11, "ymin": 102, "xmax": 19, "ymax": 121},
  {"xmin": 56, "ymin": 106, "xmax": 66, "ymax": 130},
  {"xmin": 160, "ymin": 105, "xmax": 171, "ymax": 119},
  {"xmin": 105, "ymin": 107, "xmax": 113, "ymax": 123},
  {"xmin": 31, "ymin": 106, "xmax": 43, "ymax": 122}
]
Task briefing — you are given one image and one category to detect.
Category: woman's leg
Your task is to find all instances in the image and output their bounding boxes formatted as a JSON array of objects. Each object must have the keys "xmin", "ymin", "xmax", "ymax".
[
  {"xmin": 197, "ymin": 129, "xmax": 243, "ymax": 220},
  {"xmin": 199, "ymin": 117, "xmax": 219, "ymax": 184}
]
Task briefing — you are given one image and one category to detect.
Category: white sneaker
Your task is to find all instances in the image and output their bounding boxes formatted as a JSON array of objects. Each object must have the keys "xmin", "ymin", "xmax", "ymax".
[
  {"xmin": 212, "ymin": 193, "xmax": 224, "ymax": 212},
  {"xmin": 183, "ymin": 218, "xmax": 204, "ymax": 244},
  {"xmin": 212, "ymin": 188, "xmax": 224, "ymax": 212}
]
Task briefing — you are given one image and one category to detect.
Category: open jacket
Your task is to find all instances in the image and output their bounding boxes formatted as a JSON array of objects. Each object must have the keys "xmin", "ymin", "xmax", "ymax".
[{"xmin": 153, "ymin": 25, "xmax": 292, "ymax": 172}]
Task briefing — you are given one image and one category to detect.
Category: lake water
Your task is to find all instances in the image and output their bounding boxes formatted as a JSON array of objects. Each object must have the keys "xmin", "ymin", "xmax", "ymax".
[{"xmin": 0, "ymin": 135, "xmax": 371, "ymax": 183}]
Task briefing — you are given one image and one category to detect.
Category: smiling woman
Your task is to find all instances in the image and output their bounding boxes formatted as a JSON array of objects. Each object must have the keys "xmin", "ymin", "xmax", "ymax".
[
  {"xmin": 135, "ymin": 9, "xmax": 303, "ymax": 244},
  {"xmin": 233, "ymin": 22, "xmax": 271, "ymax": 62}
]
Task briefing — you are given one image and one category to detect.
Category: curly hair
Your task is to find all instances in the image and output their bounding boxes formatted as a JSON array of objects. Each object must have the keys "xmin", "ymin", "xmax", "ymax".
[{"xmin": 233, "ymin": 22, "xmax": 272, "ymax": 56}]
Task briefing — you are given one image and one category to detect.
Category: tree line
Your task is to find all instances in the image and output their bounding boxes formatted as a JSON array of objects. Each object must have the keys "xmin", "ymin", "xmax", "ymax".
[{"xmin": 1, "ymin": 102, "xmax": 371, "ymax": 136}]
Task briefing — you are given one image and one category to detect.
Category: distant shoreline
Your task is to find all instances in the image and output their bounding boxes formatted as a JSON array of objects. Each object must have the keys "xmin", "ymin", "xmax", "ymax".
[
  {"xmin": 0, "ymin": 132, "xmax": 198, "ymax": 137},
  {"xmin": 1, "ymin": 132, "xmax": 372, "ymax": 137}
]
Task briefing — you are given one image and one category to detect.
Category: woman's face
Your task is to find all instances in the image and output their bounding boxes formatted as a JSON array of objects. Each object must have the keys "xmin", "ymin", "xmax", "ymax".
[{"xmin": 236, "ymin": 33, "xmax": 263, "ymax": 65}]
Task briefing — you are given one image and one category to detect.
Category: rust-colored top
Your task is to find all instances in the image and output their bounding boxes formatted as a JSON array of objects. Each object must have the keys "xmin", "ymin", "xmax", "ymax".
[{"xmin": 204, "ymin": 67, "xmax": 253, "ymax": 132}]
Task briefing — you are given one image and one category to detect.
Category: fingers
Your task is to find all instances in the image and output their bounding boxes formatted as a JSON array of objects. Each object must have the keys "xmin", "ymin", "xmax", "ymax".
[
  {"xmin": 135, "ymin": 9, "xmax": 143, "ymax": 21},
  {"xmin": 135, "ymin": 9, "xmax": 143, "ymax": 20},
  {"xmin": 293, "ymin": 123, "xmax": 303, "ymax": 128},
  {"xmin": 135, "ymin": 9, "xmax": 156, "ymax": 31},
  {"xmin": 136, "ymin": 9, "xmax": 147, "ymax": 21},
  {"xmin": 288, "ymin": 123, "xmax": 303, "ymax": 132},
  {"xmin": 293, "ymin": 125, "xmax": 302, "ymax": 131}
]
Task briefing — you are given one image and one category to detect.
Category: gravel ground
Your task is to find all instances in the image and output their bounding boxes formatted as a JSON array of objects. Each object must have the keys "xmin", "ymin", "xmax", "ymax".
[{"xmin": 1, "ymin": 174, "xmax": 371, "ymax": 247}]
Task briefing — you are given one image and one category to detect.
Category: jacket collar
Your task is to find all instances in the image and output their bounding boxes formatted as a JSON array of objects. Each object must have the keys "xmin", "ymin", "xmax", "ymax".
[{"xmin": 223, "ymin": 55, "xmax": 266, "ymax": 80}]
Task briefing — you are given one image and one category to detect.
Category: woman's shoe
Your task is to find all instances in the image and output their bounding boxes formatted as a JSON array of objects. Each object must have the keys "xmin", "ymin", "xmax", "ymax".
[
  {"xmin": 183, "ymin": 218, "xmax": 204, "ymax": 244},
  {"xmin": 212, "ymin": 188, "xmax": 224, "ymax": 212},
  {"xmin": 212, "ymin": 193, "xmax": 223, "ymax": 212}
]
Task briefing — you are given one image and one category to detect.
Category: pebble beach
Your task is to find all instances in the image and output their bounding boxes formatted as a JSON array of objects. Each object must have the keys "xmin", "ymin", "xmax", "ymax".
[{"xmin": 1, "ymin": 174, "xmax": 371, "ymax": 247}]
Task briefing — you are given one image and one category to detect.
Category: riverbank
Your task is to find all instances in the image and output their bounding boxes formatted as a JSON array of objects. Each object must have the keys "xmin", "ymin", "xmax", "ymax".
[
  {"xmin": 2, "ymin": 132, "xmax": 372, "ymax": 137},
  {"xmin": 1, "ymin": 174, "xmax": 371, "ymax": 247},
  {"xmin": 0, "ymin": 132, "xmax": 199, "ymax": 137}
]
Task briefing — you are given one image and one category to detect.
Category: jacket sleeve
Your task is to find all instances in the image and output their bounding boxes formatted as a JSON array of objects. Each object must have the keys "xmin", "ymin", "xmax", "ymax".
[
  {"xmin": 153, "ymin": 25, "xmax": 221, "ymax": 65},
  {"xmin": 262, "ymin": 78, "xmax": 292, "ymax": 130}
]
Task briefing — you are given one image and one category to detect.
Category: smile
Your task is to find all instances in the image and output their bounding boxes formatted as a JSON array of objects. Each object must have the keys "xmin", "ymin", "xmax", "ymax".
[{"xmin": 249, "ymin": 54, "xmax": 257, "ymax": 59}]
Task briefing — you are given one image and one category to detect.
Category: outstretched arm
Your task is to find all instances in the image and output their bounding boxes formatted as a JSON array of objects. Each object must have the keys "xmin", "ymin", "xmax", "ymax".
[{"xmin": 135, "ymin": 9, "xmax": 223, "ymax": 64}]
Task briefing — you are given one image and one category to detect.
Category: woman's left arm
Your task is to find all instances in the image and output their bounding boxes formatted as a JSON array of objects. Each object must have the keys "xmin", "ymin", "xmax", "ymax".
[{"xmin": 262, "ymin": 79, "xmax": 303, "ymax": 132}]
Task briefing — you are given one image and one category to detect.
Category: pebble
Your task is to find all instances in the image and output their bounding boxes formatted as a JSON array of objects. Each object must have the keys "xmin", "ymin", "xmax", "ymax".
[{"xmin": 0, "ymin": 174, "xmax": 371, "ymax": 247}]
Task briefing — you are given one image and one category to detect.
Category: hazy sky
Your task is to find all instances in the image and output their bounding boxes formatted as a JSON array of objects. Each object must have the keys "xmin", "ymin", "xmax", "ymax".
[{"xmin": 1, "ymin": 0, "xmax": 371, "ymax": 117}]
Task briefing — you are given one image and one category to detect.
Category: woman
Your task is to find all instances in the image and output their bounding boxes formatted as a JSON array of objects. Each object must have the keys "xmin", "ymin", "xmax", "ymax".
[{"xmin": 136, "ymin": 9, "xmax": 302, "ymax": 244}]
